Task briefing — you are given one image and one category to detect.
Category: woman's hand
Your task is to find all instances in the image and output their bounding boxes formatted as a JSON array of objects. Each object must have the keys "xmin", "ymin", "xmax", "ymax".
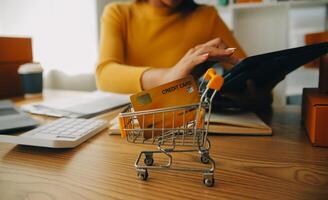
[
  {"xmin": 193, "ymin": 37, "xmax": 240, "ymax": 65},
  {"xmin": 142, "ymin": 38, "xmax": 239, "ymax": 90}
]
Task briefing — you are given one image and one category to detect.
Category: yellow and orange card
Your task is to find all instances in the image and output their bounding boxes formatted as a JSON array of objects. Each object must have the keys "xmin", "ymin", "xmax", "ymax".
[{"xmin": 130, "ymin": 76, "xmax": 200, "ymax": 139}]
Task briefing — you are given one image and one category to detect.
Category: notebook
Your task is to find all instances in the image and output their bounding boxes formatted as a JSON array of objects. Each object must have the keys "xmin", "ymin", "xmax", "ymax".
[{"xmin": 208, "ymin": 111, "xmax": 272, "ymax": 135}]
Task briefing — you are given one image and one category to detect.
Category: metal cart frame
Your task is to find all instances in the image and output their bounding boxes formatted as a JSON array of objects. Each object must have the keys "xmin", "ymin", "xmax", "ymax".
[{"xmin": 119, "ymin": 68, "xmax": 223, "ymax": 187}]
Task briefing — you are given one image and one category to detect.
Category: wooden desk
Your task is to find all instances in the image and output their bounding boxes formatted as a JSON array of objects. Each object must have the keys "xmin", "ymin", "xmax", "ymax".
[{"xmin": 0, "ymin": 90, "xmax": 327, "ymax": 200}]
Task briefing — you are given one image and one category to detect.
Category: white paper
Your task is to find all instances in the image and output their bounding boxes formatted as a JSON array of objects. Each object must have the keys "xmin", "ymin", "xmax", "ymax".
[{"xmin": 22, "ymin": 91, "xmax": 130, "ymax": 117}]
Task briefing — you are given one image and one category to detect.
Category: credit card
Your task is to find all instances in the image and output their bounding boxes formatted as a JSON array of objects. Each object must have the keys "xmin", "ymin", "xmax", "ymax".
[{"xmin": 130, "ymin": 76, "xmax": 200, "ymax": 139}]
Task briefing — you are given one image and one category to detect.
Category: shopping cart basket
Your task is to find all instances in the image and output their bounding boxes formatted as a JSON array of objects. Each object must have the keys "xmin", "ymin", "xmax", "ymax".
[{"xmin": 119, "ymin": 68, "xmax": 223, "ymax": 187}]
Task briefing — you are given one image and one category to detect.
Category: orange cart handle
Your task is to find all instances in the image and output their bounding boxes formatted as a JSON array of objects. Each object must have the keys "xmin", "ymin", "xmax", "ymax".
[
  {"xmin": 204, "ymin": 68, "xmax": 224, "ymax": 91},
  {"xmin": 203, "ymin": 68, "xmax": 216, "ymax": 81}
]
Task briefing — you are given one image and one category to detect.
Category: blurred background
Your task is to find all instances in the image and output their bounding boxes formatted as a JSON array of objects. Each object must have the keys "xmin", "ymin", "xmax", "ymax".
[{"xmin": 0, "ymin": 0, "xmax": 327, "ymax": 105}]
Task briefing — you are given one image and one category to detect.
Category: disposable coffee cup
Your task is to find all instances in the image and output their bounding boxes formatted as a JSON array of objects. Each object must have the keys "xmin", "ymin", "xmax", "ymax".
[{"xmin": 18, "ymin": 63, "xmax": 43, "ymax": 98}]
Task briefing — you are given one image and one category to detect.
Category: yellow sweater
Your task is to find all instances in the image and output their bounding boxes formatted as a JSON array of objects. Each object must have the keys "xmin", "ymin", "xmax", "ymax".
[{"xmin": 96, "ymin": 2, "xmax": 246, "ymax": 94}]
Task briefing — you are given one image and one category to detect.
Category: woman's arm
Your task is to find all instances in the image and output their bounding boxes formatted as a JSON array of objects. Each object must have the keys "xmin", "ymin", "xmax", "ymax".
[
  {"xmin": 142, "ymin": 41, "xmax": 238, "ymax": 90},
  {"xmin": 96, "ymin": 4, "xmax": 151, "ymax": 94},
  {"xmin": 97, "ymin": 5, "xmax": 239, "ymax": 93},
  {"xmin": 97, "ymin": 62, "xmax": 150, "ymax": 93}
]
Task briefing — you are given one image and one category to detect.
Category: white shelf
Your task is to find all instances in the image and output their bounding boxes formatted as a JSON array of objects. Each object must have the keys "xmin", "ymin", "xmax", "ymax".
[{"xmin": 218, "ymin": 0, "xmax": 328, "ymax": 11}]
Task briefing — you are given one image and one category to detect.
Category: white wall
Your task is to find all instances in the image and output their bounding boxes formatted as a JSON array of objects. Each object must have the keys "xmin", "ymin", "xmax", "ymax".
[
  {"xmin": 0, "ymin": 0, "xmax": 99, "ymax": 90},
  {"xmin": 0, "ymin": 5, "xmax": 3, "ymax": 33}
]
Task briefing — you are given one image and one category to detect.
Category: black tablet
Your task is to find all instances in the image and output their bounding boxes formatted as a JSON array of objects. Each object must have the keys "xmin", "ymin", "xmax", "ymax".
[{"xmin": 221, "ymin": 42, "xmax": 328, "ymax": 92}]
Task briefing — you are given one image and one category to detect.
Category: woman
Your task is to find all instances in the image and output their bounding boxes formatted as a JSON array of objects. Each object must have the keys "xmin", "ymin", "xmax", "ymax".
[{"xmin": 96, "ymin": 0, "xmax": 275, "ymax": 110}]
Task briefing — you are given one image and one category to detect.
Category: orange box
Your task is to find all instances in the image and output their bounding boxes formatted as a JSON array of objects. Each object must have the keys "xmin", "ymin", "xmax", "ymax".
[
  {"xmin": 0, "ymin": 37, "xmax": 33, "ymax": 99},
  {"xmin": 304, "ymin": 31, "xmax": 328, "ymax": 69},
  {"xmin": 302, "ymin": 88, "xmax": 328, "ymax": 147}
]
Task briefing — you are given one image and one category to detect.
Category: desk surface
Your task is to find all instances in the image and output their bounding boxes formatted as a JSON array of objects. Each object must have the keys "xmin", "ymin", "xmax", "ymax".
[{"xmin": 0, "ymin": 90, "xmax": 328, "ymax": 200}]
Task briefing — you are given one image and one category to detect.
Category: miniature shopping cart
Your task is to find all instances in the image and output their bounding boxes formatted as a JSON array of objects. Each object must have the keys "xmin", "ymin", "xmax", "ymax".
[{"xmin": 119, "ymin": 68, "xmax": 223, "ymax": 187}]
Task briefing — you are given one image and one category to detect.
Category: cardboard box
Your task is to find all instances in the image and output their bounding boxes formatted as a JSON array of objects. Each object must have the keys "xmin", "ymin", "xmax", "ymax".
[
  {"xmin": 302, "ymin": 88, "xmax": 328, "ymax": 147},
  {"xmin": 0, "ymin": 37, "xmax": 33, "ymax": 99}
]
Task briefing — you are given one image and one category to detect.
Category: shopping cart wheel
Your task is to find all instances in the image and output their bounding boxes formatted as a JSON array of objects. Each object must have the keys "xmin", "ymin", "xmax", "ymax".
[
  {"xmin": 203, "ymin": 173, "xmax": 214, "ymax": 187},
  {"xmin": 200, "ymin": 155, "xmax": 210, "ymax": 164},
  {"xmin": 144, "ymin": 157, "xmax": 154, "ymax": 166},
  {"xmin": 137, "ymin": 169, "xmax": 149, "ymax": 181},
  {"xmin": 204, "ymin": 179, "xmax": 214, "ymax": 187}
]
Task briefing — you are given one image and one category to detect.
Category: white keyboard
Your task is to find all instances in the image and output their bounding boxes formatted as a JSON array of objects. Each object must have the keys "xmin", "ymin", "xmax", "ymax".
[{"xmin": 0, "ymin": 118, "xmax": 108, "ymax": 148}]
